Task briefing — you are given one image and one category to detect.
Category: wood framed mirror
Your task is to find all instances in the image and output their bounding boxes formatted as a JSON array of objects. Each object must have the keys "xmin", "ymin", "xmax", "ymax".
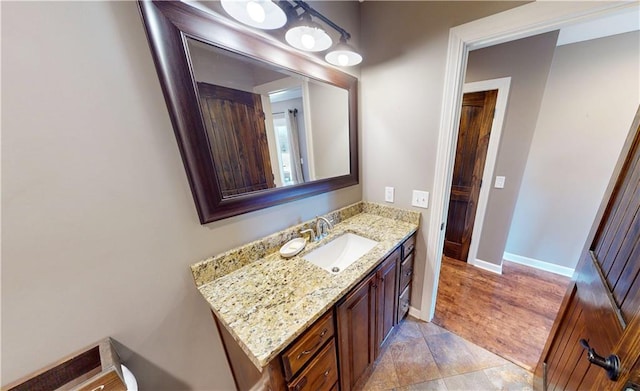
[{"xmin": 138, "ymin": 1, "xmax": 358, "ymax": 224}]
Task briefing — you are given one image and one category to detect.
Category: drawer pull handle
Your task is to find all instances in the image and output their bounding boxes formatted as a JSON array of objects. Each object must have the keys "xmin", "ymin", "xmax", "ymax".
[
  {"xmin": 296, "ymin": 328, "xmax": 328, "ymax": 360},
  {"xmin": 91, "ymin": 386, "xmax": 105, "ymax": 391},
  {"xmin": 294, "ymin": 376, "xmax": 307, "ymax": 391},
  {"xmin": 315, "ymin": 369, "xmax": 331, "ymax": 390},
  {"xmin": 406, "ymin": 244, "xmax": 414, "ymax": 253},
  {"xmin": 405, "ymin": 270, "xmax": 412, "ymax": 276}
]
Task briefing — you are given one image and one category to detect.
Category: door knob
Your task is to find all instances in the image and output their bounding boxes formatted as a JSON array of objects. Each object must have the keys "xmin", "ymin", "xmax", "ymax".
[{"xmin": 579, "ymin": 339, "xmax": 620, "ymax": 381}]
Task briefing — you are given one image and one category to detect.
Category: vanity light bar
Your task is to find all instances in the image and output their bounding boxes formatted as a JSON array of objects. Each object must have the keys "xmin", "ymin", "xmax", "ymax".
[{"xmin": 220, "ymin": 0, "xmax": 362, "ymax": 66}]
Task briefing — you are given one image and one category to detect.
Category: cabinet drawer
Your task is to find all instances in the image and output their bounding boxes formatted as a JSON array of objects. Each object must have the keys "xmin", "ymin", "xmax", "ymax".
[
  {"xmin": 399, "ymin": 252, "xmax": 414, "ymax": 292},
  {"xmin": 397, "ymin": 284, "xmax": 411, "ymax": 321},
  {"xmin": 282, "ymin": 310, "xmax": 335, "ymax": 380},
  {"xmin": 402, "ymin": 235, "xmax": 416, "ymax": 259},
  {"xmin": 288, "ymin": 339, "xmax": 338, "ymax": 391}
]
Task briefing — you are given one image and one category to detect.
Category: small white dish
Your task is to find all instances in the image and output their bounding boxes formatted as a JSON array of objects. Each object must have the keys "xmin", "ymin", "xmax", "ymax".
[{"xmin": 280, "ymin": 237, "xmax": 307, "ymax": 258}]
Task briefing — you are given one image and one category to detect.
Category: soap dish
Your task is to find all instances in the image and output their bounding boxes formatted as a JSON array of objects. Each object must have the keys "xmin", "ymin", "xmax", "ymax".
[{"xmin": 280, "ymin": 238, "xmax": 307, "ymax": 258}]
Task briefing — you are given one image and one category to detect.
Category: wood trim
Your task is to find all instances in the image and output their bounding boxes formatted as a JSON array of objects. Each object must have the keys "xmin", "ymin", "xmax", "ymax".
[
  {"xmin": 2, "ymin": 339, "xmax": 125, "ymax": 391},
  {"xmin": 137, "ymin": 1, "xmax": 359, "ymax": 224},
  {"xmin": 421, "ymin": 0, "xmax": 638, "ymax": 321}
]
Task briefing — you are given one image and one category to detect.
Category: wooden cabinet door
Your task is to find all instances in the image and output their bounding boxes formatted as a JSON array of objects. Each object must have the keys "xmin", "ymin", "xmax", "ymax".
[
  {"xmin": 376, "ymin": 248, "xmax": 400, "ymax": 356},
  {"xmin": 197, "ymin": 82, "xmax": 275, "ymax": 197},
  {"xmin": 337, "ymin": 273, "xmax": 376, "ymax": 391},
  {"xmin": 537, "ymin": 110, "xmax": 640, "ymax": 390},
  {"xmin": 444, "ymin": 90, "xmax": 497, "ymax": 262}
]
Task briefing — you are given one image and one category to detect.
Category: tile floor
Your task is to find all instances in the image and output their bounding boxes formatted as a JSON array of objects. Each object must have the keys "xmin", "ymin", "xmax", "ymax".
[{"xmin": 362, "ymin": 317, "xmax": 533, "ymax": 391}]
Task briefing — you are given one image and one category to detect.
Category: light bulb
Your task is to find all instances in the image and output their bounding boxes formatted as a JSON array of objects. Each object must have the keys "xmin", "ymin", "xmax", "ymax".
[
  {"xmin": 246, "ymin": 1, "xmax": 266, "ymax": 23},
  {"xmin": 301, "ymin": 34, "xmax": 316, "ymax": 50},
  {"xmin": 337, "ymin": 54, "xmax": 349, "ymax": 66}
]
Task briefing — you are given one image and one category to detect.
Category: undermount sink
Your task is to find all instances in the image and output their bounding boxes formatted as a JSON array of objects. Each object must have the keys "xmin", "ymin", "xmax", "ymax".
[{"xmin": 303, "ymin": 233, "xmax": 378, "ymax": 274}]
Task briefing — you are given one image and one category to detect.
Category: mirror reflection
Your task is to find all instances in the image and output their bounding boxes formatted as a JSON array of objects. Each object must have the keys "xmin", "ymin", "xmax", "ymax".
[{"xmin": 187, "ymin": 38, "xmax": 350, "ymax": 198}]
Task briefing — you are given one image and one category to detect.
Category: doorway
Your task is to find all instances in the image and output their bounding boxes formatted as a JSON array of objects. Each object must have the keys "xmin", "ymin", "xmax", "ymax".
[
  {"xmin": 443, "ymin": 78, "xmax": 510, "ymax": 264},
  {"xmin": 421, "ymin": 1, "xmax": 638, "ymax": 321}
]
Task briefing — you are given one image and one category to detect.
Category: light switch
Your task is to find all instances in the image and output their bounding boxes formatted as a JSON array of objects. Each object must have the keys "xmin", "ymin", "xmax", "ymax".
[
  {"xmin": 494, "ymin": 176, "xmax": 506, "ymax": 189},
  {"xmin": 385, "ymin": 186, "xmax": 395, "ymax": 203},
  {"xmin": 412, "ymin": 190, "xmax": 429, "ymax": 208}
]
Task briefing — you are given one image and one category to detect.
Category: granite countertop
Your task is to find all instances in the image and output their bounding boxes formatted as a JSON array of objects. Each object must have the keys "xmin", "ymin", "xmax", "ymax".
[{"xmin": 191, "ymin": 202, "xmax": 419, "ymax": 371}]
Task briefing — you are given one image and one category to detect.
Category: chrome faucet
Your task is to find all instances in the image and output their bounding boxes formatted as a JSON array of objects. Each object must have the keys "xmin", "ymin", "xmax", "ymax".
[{"xmin": 315, "ymin": 216, "xmax": 334, "ymax": 240}]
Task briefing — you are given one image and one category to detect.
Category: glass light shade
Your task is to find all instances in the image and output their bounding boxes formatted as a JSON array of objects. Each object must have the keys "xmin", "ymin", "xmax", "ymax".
[
  {"xmin": 325, "ymin": 41, "xmax": 362, "ymax": 66},
  {"xmin": 285, "ymin": 24, "xmax": 333, "ymax": 52},
  {"xmin": 220, "ymin": 0, "xmax": 287, "ymax": 30}
]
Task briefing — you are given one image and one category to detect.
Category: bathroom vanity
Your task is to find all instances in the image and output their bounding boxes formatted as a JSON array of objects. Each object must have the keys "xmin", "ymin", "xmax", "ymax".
[{"xmin": 191, "ymin": 202, "xmax": 419, "ymax": 391}]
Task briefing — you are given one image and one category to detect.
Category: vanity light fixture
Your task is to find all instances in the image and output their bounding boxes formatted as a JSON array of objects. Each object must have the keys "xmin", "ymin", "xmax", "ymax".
[
  {"xmin": 285, "ymin": 14, "xmax": 332, "ymax": 52},
  {"xmin": 221, "ymin": 0, "xmax": 362, "ymax": 66},
  {"xmin": 220, "ymin": 0, "xmax": 287, "ymax": 30},
  {"xmin": 325, "ymin": 36, "xmax": 363, "ymax": 66}
]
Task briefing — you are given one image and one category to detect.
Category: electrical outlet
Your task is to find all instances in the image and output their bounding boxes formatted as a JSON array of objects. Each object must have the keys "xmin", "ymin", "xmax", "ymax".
[
  {"xmin": 495, "ymin": 176, "xmax": 506, "ymax": 189},
  {"xmin": 385, "ymin": 187, "xmax": 395, "ymax": 203},
  {"xmin": 412, "ymin": 190, "xmax": 429, "ymax": 208}
]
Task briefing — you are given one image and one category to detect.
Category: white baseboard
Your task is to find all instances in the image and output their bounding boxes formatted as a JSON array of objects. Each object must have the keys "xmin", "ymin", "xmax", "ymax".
[
  {"xmin": 470, "ymin": 258, "xmax": 503, "ymax": 274},
  {"xmin": 408, "ymin": 306, "xmax": 424, "ymax": 320},
  {"xmin": 503, "ymin": 252, "xmax": 575, "ymax": 277}
]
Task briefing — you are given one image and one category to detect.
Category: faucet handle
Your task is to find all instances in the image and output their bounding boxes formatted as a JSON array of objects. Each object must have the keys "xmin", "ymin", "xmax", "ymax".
[{"xmin": 300, "ymin": 228, "xmax": 316, "ymax": 242}]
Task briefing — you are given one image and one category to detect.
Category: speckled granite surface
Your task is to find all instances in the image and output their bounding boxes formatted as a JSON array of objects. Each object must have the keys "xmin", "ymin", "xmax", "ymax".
[{"xmin": 191, "ymin": 202, "xmax": 419, "ymax": 370}]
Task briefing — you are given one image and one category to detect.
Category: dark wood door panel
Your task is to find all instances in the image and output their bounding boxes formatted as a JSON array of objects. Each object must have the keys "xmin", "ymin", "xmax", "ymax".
[
  {"xmin": 593, "ymin": 131, "xmax": 640, "ymax": 268},
  {"xmin": 599, "ymin": 186, "xmax": 640, "ymax": 280},
  {"xmin": 376, "ymin": 250, "xmax": 399, "ymax": 355},
  {"xmin": 546, "ymin": 293, "xmax": 582, "ymax": 388},
  {"xmin": 197, "ymin": 82, "xmax": 274, "ymax": 197},
  {"xmin": 607, "ymin": 215, "xmax": 640, "ymax": 302},
  {"xmin": 337, "ymin": 274, "xmax": 376, "ymax": 391},
  {"xmin": 545, "ymin": 256, "xmax": 624, "ymax": 391},
  {"xmin": 444, "ymin": 89, "xmax": 497, "ymax": 262}
]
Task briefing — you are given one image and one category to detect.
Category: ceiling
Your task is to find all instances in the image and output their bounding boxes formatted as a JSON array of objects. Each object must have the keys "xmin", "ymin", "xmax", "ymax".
[{"xmin": 557, "ymin": 5, "xmax": 639, "ymax": 46}]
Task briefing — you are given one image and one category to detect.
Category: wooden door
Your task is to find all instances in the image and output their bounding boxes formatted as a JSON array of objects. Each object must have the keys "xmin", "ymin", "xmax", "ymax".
[
  {"xmin": 337, "ymin": 273, "xmax": 377, "ymax": 391},
  {"xmin": 536, "ymin": 109, "xmax": 640, "ymax": 390},
  {"xmin": 197, "ymin": 82, "xmax": 275, "ymax": 197},
  {"xmin": 376, "ymin": 248, "xmax": 400, "ymax": 356},
  {"xmin": 444, "ymin": 90, "xmax": 498, "ymax": 262}
]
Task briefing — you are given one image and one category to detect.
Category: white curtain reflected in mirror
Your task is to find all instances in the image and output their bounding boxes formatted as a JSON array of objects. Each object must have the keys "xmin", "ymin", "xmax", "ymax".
[{"xmin": 272, "ymin": 110, "xmax": 304, "ymax": 186}]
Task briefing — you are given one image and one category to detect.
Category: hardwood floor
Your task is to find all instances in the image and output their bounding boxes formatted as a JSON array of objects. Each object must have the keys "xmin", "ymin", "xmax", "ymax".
[{"xmin": 433, "ymin": 256, "xmax": 571, "ymax": 371}]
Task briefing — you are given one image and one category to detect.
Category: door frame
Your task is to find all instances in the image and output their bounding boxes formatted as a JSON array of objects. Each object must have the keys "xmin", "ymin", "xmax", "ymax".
[
  {"xmin": 420, "ymin": 1, "xmax": 639, "ymax": 321},
  {"xmin": 461, "ymin": 78, "xmax": 510, "ymax": 273}
]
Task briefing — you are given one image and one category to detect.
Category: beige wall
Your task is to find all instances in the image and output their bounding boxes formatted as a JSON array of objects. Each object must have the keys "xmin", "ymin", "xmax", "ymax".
[
  {"xmin": 465, "ymin": 32, "xmax": 559, "ymax": 265},
  {"xmin": 505, "ymin": 31, "xmax": 640, "ymax": 268},
  {"xmin": 360, "ymin": 1, "xmax": 528, "ymax": 309},
  {"xmin": 1, "ymin": 1, "xmax": 360, "ymax": 389}
]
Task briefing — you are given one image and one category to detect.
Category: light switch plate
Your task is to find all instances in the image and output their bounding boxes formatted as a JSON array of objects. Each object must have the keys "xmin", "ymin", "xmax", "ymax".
[
  {"xmin": 385, "ymin": 186, "xmax": 395, "ymax": 203},
  {"xmin": 495, "ymin": 176, "xmax": 506, "ymax": 188},
  {"xmin": 412, "ymin": 190, "xmax": 429, "ymax": 208}
]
